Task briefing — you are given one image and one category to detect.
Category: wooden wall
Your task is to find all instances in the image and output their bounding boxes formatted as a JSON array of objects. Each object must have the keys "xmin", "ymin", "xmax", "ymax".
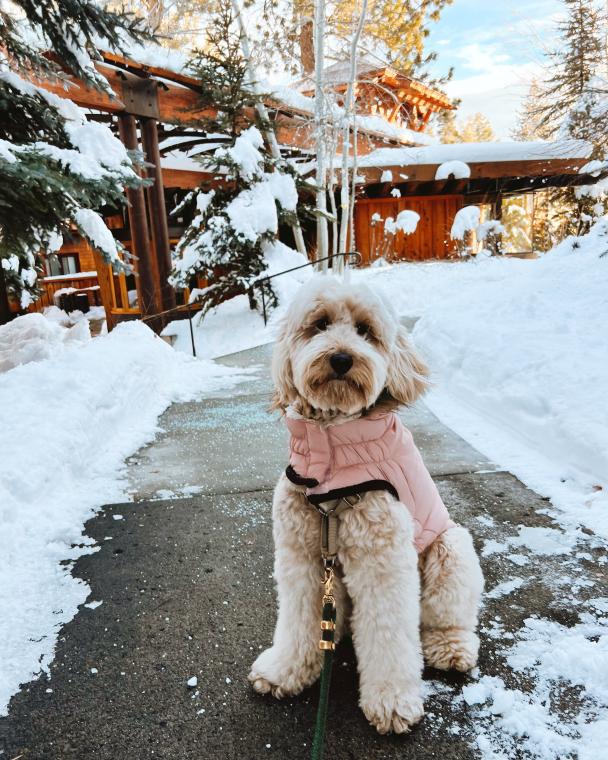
[{"xmin": 355, "ymin": 195, "xmax": 463, "ymax": 263}]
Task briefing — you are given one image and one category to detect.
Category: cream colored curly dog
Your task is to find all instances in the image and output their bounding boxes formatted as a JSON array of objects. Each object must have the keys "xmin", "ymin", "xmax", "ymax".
[{"xmin": 249, "ymin": 276, "xmax": 484, "ymax": 734}]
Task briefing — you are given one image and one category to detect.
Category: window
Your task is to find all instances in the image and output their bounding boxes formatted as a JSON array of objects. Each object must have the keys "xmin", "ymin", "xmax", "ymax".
[{"xmin": 47, "ymin": 253, "xmax": 80, "ymax": 277}]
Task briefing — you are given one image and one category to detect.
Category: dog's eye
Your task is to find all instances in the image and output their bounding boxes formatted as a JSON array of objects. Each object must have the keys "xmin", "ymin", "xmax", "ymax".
[
  {"xmin": 315, "ymin": 317, "xmax": 330, "ymax": 331},
  {"xmin": 356, "ymin": 322, "xmax": 371, "ymax": 337}
]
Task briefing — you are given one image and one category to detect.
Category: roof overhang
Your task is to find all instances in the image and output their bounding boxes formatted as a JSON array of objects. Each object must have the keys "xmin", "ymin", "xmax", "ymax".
[
  {"xmin": 352, "ymin": 141, "xmax": 607, "ymax": 200},
  {"xmin": 38, "ymin": 50, "xmax": 426, "ymax": 156}
]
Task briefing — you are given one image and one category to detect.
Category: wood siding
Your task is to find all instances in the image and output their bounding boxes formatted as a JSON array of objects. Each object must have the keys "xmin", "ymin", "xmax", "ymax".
[{"xmin": 355, "ymin": 195, "xmax": 463, "ymax": 263}]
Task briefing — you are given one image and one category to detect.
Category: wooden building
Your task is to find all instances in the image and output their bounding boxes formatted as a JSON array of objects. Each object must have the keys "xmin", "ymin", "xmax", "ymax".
[
  {"xmin": 14, "ymin": 50, "xmax": 436, "ymax": 329},
  {"xmin": 298, "ymin": 59, "xmax": 453, "ymax": 133},
  {"xmin": 351, "ymin": 140, "xmax": 603, "ymax": 263},
  {"xmin": 7, "ymin": 50, "xmax": 607, "ymax": 329}
]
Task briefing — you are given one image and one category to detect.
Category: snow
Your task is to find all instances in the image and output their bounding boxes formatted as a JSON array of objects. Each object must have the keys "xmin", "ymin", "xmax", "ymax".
[
  {"xmin": 385, "ymin": 210, "xmax": 420, "ymax": 235},
  {"xmin": 226, "ymin": 182, "xmax": 279, "ymax": 242},
  {"xmin": 435, "ymin": 159, "xmax": 471, "ymax": 180},
  {"xmin": 0, "ymin": 321, "xmax": 251, "ymax": 714},
  {"xmin": 477, "ymin": 219, "xmax": 505, "ymax": 240},
  {"xmin": 358, "ymin": 138, "xmax": 592, "ymax": 169},
  {"xmin": 74, "ymin": 208, "xmax": 119, "ymax": 261},
  {"xmin": 0, "ymin": 313, "xmax": 90, "ymax": 372},
  {"xmin": 463, "ymin": 615, "xmax": 608, "ymax": 759},
  {"xmin": 486, "ymin": 578, "xmax": 525, "ymax": 599},
  {"xmin": 353, "ymin": 217, "xmax": 608, "ymax": 539},
  {"xmin": 215, "ymin": 127, "xmax": 265, "ymax": 182},
  {"xmin": 450, "ymin": 205, "xmax": 480, "ymax": 240}
]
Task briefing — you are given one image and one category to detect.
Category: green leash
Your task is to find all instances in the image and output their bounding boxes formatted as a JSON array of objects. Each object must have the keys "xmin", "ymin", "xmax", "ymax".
[{"xmin": 311, "ymin": 570, "xmax": 337, "ymax": 760}]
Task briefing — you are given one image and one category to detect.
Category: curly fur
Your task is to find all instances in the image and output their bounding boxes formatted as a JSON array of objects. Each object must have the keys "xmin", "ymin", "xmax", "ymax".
[{"xmin": 250, "ymin": 276, "xmax": 484, "ymax": 734}]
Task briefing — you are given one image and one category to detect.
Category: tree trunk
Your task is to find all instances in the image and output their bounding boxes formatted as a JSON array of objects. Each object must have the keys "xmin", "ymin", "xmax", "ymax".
[
  {"xmin": 232, "ymin": 0, "xmax": 308, "ymax": 259},
  {"xmin": 0, "ymin": 263, "xmax": 11, "ymax": 325},
  {"xmin": 314, "ymin": 0, "xmax": 329, "ymax": 267},
  {"xmin": 300, "ymin": 19, "xmax": 315, "ymax": 74},
  {"xmin": 337, "ymin": 0, "xmax": 367, "ymax": 273}
]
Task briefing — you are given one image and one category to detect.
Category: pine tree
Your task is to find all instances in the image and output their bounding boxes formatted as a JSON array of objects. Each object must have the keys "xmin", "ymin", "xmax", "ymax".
[
  {"xmin": 459, "ymin": 112, "xmax": 494, "ymax": 142},
  {"xmin": 0, "ymin": 1, "xmax": 149, "ymax": 318},
  {"xmin": 512, "ymin": 79, "xmax": 553, "ymax": 142},
  {"xmin": 535, "ymin": 0, "xmax": 608, "ymax": 235},
  {"xmin": 537, "ymin": 0, "xmax": 606, "ymax": 147},
  {"xmin": 436, "ymin": 107, "xmax": 460, "ymax": 143},
  {"xmin": 170, "ymin": 0, "xmax": 306, "ymax": 316}
]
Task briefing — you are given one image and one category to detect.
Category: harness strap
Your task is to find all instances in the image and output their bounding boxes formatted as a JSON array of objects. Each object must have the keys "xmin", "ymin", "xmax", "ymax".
[{"xmin": 313, "ymin": 494, "xmax": 360, "ymax": 564}]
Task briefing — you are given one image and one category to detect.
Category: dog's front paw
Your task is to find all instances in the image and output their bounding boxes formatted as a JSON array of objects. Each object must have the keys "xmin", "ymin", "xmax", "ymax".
[
  {"xmin": 361, "ymin": 689, "xmax": 425, "ymax": 734},
  {"xmin": 248, "ymin": 646, "xmax": 320, "ymax": 699},
  {"xmin": 422, "ymin": 628, "xmax": 479, "ymax": 672}
]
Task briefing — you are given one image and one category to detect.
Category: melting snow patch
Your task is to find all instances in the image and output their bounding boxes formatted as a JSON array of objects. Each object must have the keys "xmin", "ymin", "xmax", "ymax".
[
  {"xmin": 483, "ymin": 526, "xmax": 576, "ymax": 558},
  {"xmin": 486, "ymin": 578, "xmax": 525, "ymax": 599},
  {"xmin": 464, "ymin": 616, "xmax": 608, "ymax": 758}
]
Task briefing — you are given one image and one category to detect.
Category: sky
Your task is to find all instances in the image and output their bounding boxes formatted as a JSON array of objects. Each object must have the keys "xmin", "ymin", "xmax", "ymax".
[{"xmin": 427, "ymin": 0, "xmax": 565, "ymax": 138}]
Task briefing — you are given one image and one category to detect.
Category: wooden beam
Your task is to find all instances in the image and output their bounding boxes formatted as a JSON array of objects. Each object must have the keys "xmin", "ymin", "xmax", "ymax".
[
  {"xmin": 359, "ymin": 157, "xmax": 592, "ymax": 186},
  {"xmin": 35, "ymin": 73, "xmax": 125, "ymax": 112},
  {"xmin": 141, "ymin": 117, "xmax": 176, "ymax": 312},
  {"xmin": 117, "ymin": 114, "xmax": 158, "ymax": 317},
  {"xmin": 162, "ymin": 167, "xmax": 214, "ymax": 188}
]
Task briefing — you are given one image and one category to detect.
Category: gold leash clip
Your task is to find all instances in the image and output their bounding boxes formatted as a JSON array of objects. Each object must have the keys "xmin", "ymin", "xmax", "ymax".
[{"xmin": 319, "ymin": 564, "xmax": 337, "ymax": 651}]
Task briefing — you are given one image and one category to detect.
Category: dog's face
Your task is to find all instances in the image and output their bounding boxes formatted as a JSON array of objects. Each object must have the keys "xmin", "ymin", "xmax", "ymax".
[{"xmin": 272, "ymin": 277, "xmax": 428, "ymax": 417}]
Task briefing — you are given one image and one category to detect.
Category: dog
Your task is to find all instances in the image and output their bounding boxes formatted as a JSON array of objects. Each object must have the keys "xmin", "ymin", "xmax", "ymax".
[{"xmin": 248, "ymin": 276, "xmax": 484, "ymax": 734}]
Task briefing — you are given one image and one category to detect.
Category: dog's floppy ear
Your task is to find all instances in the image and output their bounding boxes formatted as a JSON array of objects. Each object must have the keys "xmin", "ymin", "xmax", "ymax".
[
  {"xmin": 271, "ymin": 319, "xmax": 297, "ymax": 411},
  {"xmin": 385, "ymin": 325, "xmax": 429, "ymax": 406}
]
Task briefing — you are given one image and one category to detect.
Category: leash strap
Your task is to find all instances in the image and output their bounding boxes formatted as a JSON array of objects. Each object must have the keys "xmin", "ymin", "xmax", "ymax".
[
  {"xmin": 311, "ymin": 565, "xmax": 337, "ymax": 760},
  {"xmin": 310, "ymin": 496, "xmax": 359, "ymax": 760}
]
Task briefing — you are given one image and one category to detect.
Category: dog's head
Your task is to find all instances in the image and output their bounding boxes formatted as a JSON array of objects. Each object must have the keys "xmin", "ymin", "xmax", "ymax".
[{"xmin": 272, "ymin": 276, "xmax": 429, "ymax": 417}]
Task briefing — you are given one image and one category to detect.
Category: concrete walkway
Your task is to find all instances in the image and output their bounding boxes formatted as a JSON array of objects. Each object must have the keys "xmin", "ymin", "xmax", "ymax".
[{"xmin": 1, "ymin": 343, "xmax": 606, "ymax": 759}]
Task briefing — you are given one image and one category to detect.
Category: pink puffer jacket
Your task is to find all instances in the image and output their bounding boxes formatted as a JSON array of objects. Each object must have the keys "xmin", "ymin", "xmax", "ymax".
[{"xmin": 285, "ymin": 412, "xmax": 454, "ymax": 553}]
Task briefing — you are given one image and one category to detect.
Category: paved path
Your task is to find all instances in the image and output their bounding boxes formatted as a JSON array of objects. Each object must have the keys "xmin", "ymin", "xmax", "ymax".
[{"xmin": 1, "ymin": 343, "xmax": 606, "ymax": 759}]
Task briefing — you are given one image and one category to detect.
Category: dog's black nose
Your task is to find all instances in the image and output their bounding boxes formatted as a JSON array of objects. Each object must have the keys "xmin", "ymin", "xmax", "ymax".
[{"xmin": 330, "ymin": 352, "xmax": 353, "ymax": 376}]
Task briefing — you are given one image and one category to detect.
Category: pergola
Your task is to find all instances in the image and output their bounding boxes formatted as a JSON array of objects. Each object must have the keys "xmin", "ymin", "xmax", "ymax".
[
  {"xmin": 34, "ymin": 50, "xmax": 428, "ymax": 328},
  {"xmin": 298, "ymin": 60, "xmax": 454, "ymax": 132}
]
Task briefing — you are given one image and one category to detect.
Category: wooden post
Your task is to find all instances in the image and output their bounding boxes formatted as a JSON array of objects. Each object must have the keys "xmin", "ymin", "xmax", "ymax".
[
  {"xmin": 0, "ymin": 263, "xmax": 11, "ymax": 325},
  {"xmin": 117, "ymin": 114, "xmax": 158, "ymax": 317},
  {"xmin": 140, "ymin": 117, "xmax": 176, "ymax": 312}
]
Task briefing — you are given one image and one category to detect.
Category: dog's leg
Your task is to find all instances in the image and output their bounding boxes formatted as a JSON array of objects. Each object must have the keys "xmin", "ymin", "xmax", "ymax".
[
  {"xmin": 420, "ymin": 525, "xmax": 484, "ymax": 672},
  {"xmin": 249, "ymin": 477, "xmax": 346, "ymax": 698},
  {"xmin": 339, "ymin": 494, "xmax": 424, "ymax": 735}
]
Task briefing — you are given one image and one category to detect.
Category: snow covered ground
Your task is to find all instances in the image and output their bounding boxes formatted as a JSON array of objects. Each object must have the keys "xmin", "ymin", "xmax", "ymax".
[
  {"xmin": 0, "ymin": 318, "xmax": 252, "ymax": 715},
  {"xmin": 355, "ymin": 220, "xmax": 608, "ymax": 541}
]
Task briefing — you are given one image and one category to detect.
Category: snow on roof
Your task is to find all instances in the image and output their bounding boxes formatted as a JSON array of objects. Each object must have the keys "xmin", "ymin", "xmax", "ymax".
[
  {"xmin": 358, "ymin": 139, "xmax": 593, "ymax": 169},
  {"xmin": 292, "ymin": 58, "xmax": 383, "ymax": 90},
  {"xmin": 117, "ymin": 41, "xmax": 195, "ymax": 77},
  {"xmin": 269, "ymin": 84, "xmax": 435, "ymax": 147}
]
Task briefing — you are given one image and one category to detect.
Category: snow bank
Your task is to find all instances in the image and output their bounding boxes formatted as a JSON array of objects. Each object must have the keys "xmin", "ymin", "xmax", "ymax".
[
  {"xmin": 354, "ymin": 219, "xmax": 608, "ymax": 538},
  {"xmin": 164, "ymin": 241, "xmax": 312, "ymax": 358},
  {"xmin": 0, "ymin": 313, "xmax": 90, "ymax": 372},
  {"xmin": 0, "ymin": 322, "xmax": 250, "ymax": 714}
]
